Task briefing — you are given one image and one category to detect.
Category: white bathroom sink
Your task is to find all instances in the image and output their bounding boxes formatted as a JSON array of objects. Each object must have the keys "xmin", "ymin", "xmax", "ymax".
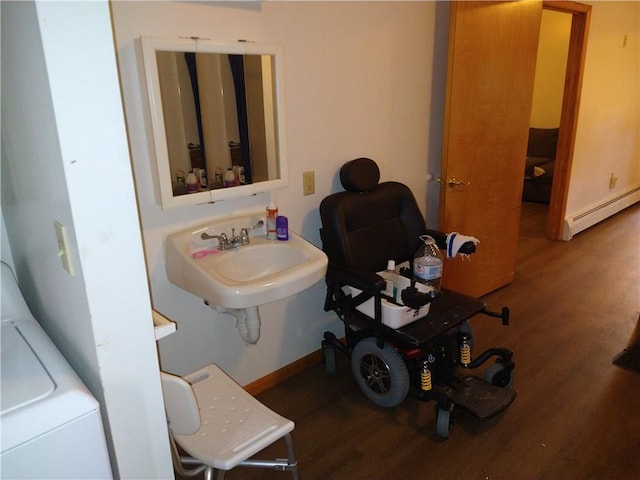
[
  {"xmin": 213, "ymin": 242, "xmax": 310, "ymax": 282},
  {"xmin": 165, "ymin": 213, "xmax": 328, "ymax": 309}
]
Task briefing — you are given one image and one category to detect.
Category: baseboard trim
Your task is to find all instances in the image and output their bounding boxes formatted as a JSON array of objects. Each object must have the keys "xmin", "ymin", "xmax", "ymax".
[
  {"xmin": 562, "ymin": 186, "xmax": 640, "ymax": 240},
  {"xmin": 243, "ymin": 348, "xmax": 324, "ymax": 396}
]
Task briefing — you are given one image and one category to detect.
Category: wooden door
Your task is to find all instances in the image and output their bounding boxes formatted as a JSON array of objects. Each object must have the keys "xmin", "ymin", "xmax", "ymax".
[{"xmin": 440, "ymin": 1, "xmax": 543, "ymax": 297}]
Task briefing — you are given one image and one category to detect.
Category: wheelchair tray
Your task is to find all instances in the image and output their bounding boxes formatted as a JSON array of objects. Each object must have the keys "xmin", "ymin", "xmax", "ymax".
[{"xmin": 387, "ymin": 290, "xmax": 486, "ymax": 347}]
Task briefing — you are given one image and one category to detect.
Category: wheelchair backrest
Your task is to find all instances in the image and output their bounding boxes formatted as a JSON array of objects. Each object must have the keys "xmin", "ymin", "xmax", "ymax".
[{"xmin": 319, "ymin": 158, "xmax": 426, "ymax": 273}]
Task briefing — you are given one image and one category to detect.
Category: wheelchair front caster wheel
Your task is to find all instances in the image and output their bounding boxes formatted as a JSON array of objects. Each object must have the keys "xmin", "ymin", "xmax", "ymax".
[
  {"xmin": 436, "ymin": 408, "xmax": 453, "ymax": 438},
  {"xmin": 484, "ymin": 361, "xmax": 514, "ymax": 388},
  {"xmin": 322, "ymin": 343, "xmax": 336, "ymax": 376}
]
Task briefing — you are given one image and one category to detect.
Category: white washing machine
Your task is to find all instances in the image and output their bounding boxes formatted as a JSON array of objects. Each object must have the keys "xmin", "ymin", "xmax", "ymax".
[{"xmin": 1, "ymin": 263, "xmax": 113, "ymax": 479}]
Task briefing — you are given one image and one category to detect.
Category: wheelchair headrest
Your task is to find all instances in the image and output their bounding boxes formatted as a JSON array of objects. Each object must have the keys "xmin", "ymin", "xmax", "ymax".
[{"xmin": 340, "ymin": 158, "xmax": 380, "ymax": 192}]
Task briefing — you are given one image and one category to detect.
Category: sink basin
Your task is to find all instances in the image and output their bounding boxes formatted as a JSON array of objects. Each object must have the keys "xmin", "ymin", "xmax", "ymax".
[
  {"xmin": 165, "ymin": 213, "xmax": 328, "ymax": 309},
  {"xmin": 214, "ymin": 243, "xmax": 310, "ymax": 282}
]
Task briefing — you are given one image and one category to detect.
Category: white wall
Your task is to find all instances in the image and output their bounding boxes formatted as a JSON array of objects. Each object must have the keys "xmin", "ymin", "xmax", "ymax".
[
  {"xmin": 1, "ymin": 1, "xmax": 636, "ymax": 477},
  {"xmin": 1, "ymin": 1, "xmax": 172, "ymax": 478},
  {"xmin": 530, "ymin": 9, "xmax": 571, "ymax": 127},
  {"xmin": 113, "ymin": 0, "xmax": 639, "ymax": 385},
  {"xmin": 112, "ymin": 1, "xmax": 446, "ymax": 383},
  {"xmin": 566, "ymin": 1, "xmax": 640, "ymax": 215},
  {"xmin": 1, "ymin": 212, "xmax": 15, "ymax": 270}
]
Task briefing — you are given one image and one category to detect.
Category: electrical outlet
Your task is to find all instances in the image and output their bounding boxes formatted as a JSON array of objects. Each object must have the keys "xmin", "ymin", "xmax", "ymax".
[
  {"xmin": 303, "ymin": 171, "xmax": 315, "ymax": 196},
  {"xmin": 609, "ymin": 173, "xmax": 618, "ymax": 190}
]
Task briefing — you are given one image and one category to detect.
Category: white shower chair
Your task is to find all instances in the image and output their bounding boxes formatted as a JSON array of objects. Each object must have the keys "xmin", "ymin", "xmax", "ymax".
[{"xmin": 160, "ymin": 364, "xmax": 299, "ymax": 480}]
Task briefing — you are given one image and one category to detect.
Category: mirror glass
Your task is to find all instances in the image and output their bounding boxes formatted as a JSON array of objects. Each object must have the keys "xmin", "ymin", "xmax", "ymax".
[{"xmin": 141, "ymin": 37, "xmax": 288, "ymax": 208}]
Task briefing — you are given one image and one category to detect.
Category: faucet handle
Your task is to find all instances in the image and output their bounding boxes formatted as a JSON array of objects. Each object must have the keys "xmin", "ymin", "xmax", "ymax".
[
  {"xmin": 240, "ymin": 228, "xmax": 250, "ymax": 245},
  {"xmin": 248, "ymin": 220, "xmax": 264, "ymax": 231},
  {"xmin": 217, "ymin": 233, "xmax": 229, "ymax": 249},
  {"xmin": 200, "ymin": 231, "xmax": 229, "ymax": 249}
]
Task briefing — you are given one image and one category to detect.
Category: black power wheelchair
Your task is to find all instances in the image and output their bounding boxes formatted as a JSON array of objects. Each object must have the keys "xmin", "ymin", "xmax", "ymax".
[{"xmin": 319, "ymin": 158, "xmax": 516, "ymax": 438}]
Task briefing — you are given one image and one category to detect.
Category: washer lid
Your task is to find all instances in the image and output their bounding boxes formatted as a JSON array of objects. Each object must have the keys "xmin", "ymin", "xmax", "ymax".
[{"xmin": 1, "ymin": 323, "xmax": 55, "ymax": 415}]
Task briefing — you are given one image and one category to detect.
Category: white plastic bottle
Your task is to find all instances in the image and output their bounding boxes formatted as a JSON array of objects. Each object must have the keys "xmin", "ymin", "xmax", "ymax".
[
  {"xmin": 198, "ymin": 168, "xmax": 208, "ymax": 188},
  {"xmin": 266, "ymin": 201, "xmax": 278, "ymax": 239},
  {"xmin": 186, "ymin": 171, "xmax": 198, "ymax": 192},
  {"xmin": 224, "ymin": 168, "xmax": 236, "ymax": 187},
  {"xmin": 379, "ymin": 260, "xmax": 399, "ymax": 301},
  {"xmin": 413, "ymin": 235, "xmax": 443, "ymax": 294}
]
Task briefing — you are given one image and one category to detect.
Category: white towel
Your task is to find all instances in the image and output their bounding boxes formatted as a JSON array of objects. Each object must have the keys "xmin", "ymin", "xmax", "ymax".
[{"xmin": 446, "ymin": 232, "xmax": 479, "ymax": 259}]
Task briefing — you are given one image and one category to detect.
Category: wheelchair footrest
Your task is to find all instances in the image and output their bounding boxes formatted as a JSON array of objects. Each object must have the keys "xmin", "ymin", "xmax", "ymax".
[{"xmin": 447, "ymin": 376, "xmax": 516, "ymax": 420}]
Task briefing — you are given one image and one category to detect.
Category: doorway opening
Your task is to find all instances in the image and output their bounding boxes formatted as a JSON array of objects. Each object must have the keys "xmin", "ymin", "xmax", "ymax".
[
  {"xmin": 529, "ymin": 1, "xmax": 592, "ymax": 241},
  {"xmin": 522, "ymin": 7, "xmax": 570, "ymax": 238}
]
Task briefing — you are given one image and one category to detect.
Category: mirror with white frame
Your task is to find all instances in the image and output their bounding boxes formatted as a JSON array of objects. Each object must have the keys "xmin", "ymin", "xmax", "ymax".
[{"xmin": 141, "ymin": 37, "xmax": 288, "ymax": 208}]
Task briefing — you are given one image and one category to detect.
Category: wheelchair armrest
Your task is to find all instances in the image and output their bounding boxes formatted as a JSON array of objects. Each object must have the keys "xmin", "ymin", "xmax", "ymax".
[
  {"xmin": 400, "ymin": 286, "xmax": 441, "ymax": 309},
  {"xmin": 326, "ymin": 262, "xmax": 385, "ymax": 293}
]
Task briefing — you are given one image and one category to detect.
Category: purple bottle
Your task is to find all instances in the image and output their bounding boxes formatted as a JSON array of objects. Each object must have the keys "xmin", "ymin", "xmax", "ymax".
[{"xmin": 276, "ymin": 216, "xmax": 288, "ymax": 241}]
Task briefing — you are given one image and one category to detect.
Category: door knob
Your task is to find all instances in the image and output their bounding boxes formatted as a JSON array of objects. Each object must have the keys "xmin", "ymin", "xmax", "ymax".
[{"xmin": 437, "ymin": 177, "xmax": 471, "ymax": 187}]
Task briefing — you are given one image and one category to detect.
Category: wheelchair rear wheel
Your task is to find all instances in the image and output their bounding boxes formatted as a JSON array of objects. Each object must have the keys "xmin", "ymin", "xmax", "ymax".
[{"xmin": 350, "ymin": 337, "xmax": 409, "ymax": 408}]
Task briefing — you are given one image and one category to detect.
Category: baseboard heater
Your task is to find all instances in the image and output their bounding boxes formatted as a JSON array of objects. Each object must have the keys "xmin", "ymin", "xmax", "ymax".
[{"xmin": 562, "ymin": 185, "xmax": 640, "ymax": 240}]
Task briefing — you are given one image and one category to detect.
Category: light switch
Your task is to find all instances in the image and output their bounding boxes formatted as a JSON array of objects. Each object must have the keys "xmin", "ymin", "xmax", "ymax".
[
  {"xmin": 303, "ymin": 171, "xmax": 315, "ymax": 196},
  {"xmin": 54, "ymin": 221, "xmax": 75, "ymax": 276}
]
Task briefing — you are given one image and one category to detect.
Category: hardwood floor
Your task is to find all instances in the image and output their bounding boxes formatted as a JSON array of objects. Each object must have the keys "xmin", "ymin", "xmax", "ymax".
[{"xmin": 192, "ymin": 203, "xmax": 640, "ymax": 479}]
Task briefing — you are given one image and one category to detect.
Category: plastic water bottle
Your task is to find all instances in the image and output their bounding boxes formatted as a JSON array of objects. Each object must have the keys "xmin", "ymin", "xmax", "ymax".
[{"xmin": 413, "ymin": 235, "xmax": 443, "ymax": 294}]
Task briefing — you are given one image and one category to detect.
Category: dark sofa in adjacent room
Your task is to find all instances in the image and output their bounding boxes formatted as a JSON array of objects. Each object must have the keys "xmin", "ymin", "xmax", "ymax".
[{"xmin": 522, "ymin": 127, "xmax": 558, "ymax": 204}]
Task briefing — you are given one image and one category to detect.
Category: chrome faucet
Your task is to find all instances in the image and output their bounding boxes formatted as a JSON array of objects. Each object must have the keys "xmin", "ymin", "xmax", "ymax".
[
  {"xmin": 200, "ymin": 220, "xmax": 264, "ymax": 250},
  {"xmin": 228, "ymin": 228, "xmax": 246, "ymax": 249},
  {"xmin": 200, "ymin": 232, "xmax": 229, "ymax": 249}
]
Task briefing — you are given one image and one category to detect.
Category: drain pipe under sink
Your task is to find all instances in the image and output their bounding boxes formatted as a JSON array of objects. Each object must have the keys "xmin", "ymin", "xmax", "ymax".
[{"xmin": 207, "ymin": 303, "xmax": 261, "ymax": 344}]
